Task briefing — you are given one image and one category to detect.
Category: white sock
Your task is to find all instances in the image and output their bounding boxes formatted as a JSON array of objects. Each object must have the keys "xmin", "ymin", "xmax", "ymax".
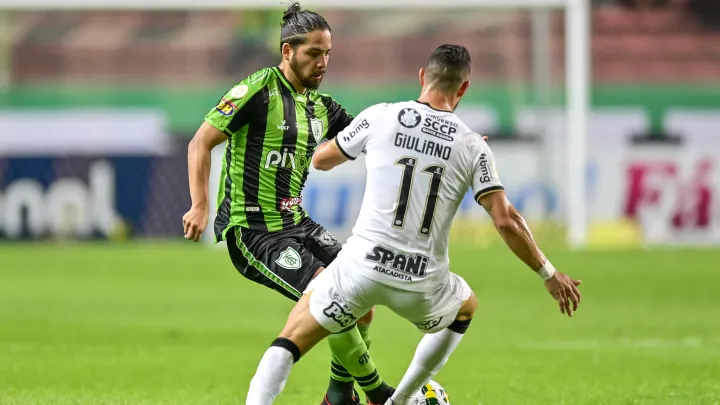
[
  {"xmin": 389, "ymin": 328, "xmax": 465, "ymax": 405},
  {"xmin": 246, "ymin": 346, "xmax": 295, "ymax": 405}
]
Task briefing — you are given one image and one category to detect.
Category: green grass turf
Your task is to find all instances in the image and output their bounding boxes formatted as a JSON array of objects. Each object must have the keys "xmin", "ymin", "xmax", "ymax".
[{"xmin": 1, "ymin": 241, "xmax": 719, "ymax": 405}]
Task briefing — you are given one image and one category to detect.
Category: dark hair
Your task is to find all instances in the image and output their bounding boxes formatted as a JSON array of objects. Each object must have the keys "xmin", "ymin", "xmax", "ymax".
[
  {"xmin": 280, "ymin": 2, "xmax": 331, "ymax": 52},
  {"xmin": 425, "ymin": 44, "xmax": 472, "ymax": 92}
]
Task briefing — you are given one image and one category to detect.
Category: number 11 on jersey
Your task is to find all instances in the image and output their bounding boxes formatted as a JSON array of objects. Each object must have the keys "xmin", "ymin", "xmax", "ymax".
[{"xmin": 392, "ymin": 157, "xmax": 446, "ymax": 236}]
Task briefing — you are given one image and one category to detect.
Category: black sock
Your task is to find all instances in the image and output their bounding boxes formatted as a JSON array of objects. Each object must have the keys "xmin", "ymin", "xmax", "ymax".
[
  {"xmin": 326, "ymin": 360, "xmax": 355, "ymax": 404},
  {"xmin": 363, "ymin": 381, "xmax": 392, "ymax": 404},
  {"xmin": 326, "ymin": 378, "xmax": 355, "ymax": 404}
]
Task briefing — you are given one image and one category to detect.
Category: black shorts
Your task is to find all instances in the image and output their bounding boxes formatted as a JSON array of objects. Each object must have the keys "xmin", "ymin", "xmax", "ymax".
[{"xmin": 225, "ymin": 216, "xmax": 342, "ymax": 301}]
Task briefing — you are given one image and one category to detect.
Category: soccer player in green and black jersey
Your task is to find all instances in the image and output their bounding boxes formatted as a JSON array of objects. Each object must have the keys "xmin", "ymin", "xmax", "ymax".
[{"xmin": 182, "ymin": 3, "xmax": 393, "ymax": 405}]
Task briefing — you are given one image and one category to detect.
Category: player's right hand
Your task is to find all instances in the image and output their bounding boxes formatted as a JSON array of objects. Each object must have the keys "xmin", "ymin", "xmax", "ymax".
[
  {"xmin": 182, "ymin": 205, "xmax": 209, "ymax": 242},
  {"xmin": 544, "ymin": 272, "xmax": 582, "ymax": 318}
]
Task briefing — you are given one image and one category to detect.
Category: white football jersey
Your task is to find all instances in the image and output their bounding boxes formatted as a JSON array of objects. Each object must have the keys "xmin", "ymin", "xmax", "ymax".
[{"xmin": 334, "ymin": 100, "xmax": 504, "ymax": 291}]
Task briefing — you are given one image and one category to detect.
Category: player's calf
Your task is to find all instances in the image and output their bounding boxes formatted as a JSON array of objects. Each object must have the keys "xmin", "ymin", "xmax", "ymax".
[
  {"xmin": 246, "ymin": 288, "xmax": 391, "ymax": 405},
  {"xmin": 246, "ymin": 294, "xmax": 331, "ymax": 405},
  {"xmin": 313, "ymin": 267, "xmax": 385, "ymax": 404},
  {"xmin": 355, "ymin": 306, "xmax": 375, "ymax": 362},
  {"xmin": 326, "ymin": 307, "xmax": 393, "ymax": 405},
  {"xmin": 308, "ymin": 269, "xmax": 392, "ymax": 405},
  {"xmin": 388, "ymin": 291, "xmax": 477, "ymax": 405}
]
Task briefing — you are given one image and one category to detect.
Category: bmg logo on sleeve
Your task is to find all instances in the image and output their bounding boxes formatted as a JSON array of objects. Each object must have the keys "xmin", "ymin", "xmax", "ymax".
[
  {"xmin": 343, "ymin": 118, "xmax": 369, "ymax": 143},
  {"xmin": 478, "ymin": 153, "xmax": 493, "ymax": 183}
]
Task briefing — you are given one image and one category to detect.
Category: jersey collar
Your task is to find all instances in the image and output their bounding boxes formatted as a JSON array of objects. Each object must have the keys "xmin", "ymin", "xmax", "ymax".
[
  {"xmin": 273, "ymin": 66, "xmax": 308, "ymax": 96},
  {"xmin": 414, "ymin": 100, "xmax": 453, "ymax": 113}
]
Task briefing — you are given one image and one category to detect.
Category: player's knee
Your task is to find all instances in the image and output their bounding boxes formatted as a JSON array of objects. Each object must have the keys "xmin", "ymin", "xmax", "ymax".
[
  {"xmin": 356, "ymin": 307, "xmax": 375, "ymax": 326},
  {"xmin": 270, "ymin": 337, "xmax": 302, "ymax": 363},
  {"xmin": 448, "ymin": 317, "xmax": 472, "ymax": 335}
]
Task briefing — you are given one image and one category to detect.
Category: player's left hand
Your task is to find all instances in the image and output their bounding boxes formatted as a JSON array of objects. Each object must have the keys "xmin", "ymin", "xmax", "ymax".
[{"xmin": 544, "ymin": 272, "xmax": 582, "ymax": 318}]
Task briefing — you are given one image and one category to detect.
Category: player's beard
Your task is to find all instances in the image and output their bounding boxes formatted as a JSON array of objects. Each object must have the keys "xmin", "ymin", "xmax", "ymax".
[{"xmin": 290, "ymin": 54, "xmax": 323, "ymax": 91}]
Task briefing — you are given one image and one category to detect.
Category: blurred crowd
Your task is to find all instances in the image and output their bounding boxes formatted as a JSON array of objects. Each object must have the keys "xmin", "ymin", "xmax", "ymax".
[
  {"xmin": 4, "ymin": 1, "xmax": 720, "ymax": 85},
  {"xmin": 604, "ymin": 0, "xmax": 720, "ymax": 30}
]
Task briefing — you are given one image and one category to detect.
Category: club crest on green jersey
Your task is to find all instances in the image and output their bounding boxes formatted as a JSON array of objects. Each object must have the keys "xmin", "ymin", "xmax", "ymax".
[
  {"xmin": 310, "ymin": 117, "xmax": 324, "ymax": 142},
  {"xmin": 275, "ymin": 247, "xmax": 302, "ymax": 270}
]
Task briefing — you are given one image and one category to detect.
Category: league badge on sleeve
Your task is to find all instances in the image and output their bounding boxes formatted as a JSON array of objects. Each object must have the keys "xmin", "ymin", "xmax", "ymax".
[{"xmin": 230, "ymin": 84, "xmax": 249, "ymax": 99}]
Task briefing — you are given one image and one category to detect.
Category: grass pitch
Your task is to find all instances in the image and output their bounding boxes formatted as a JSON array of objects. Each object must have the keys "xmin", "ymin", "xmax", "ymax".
[{"xmin": 1, "ymin": 242, "xmax": 719, "ymax": 404}]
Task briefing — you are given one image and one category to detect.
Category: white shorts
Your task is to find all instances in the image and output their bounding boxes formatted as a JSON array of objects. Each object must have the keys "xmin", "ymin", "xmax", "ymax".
[{"xmin": 305, "ymin": 258, "xmax": 472, "ymax": 334}]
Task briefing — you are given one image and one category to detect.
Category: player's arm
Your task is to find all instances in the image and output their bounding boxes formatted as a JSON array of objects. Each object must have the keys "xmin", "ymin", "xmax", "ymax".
[
  {"xmin": 313, "ymin": 106, "xmax": 376, "ymax": 171},
  {"xmin": 187, "ymin": 123, "xmax": 227, "ymax": 213},
  {"xmin": 471, "ymin": 142, "xmax": 582, "ymax": 316},
  {"xmin": 477, "ymin": 190, "xmax": 546, "ymax": 272},
  {"xmin": 312, "ymin": 139, "xmax": 350, "ymax": 171},
  {"xmin": 183, "ymin": 122, "xmax": 226, "ymax": 242},
  {"xmin": 183, "ymin": 79, "xmax": 264, "ymax": 241}
]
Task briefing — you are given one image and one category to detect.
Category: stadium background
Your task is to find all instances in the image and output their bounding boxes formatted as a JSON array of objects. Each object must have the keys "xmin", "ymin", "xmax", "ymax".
[{"xmin": 2, "ymin": 1, "xmax": 720, "ymax": 404}]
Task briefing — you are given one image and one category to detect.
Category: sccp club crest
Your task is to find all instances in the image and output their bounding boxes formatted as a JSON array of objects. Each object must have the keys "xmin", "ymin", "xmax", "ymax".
[{"xmin": 398, "ymin": 108, "xmax": 421, "ymax": 128}]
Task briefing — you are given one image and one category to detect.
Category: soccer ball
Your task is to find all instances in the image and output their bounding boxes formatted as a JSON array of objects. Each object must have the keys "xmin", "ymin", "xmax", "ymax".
[{"xmin": 412, "ymin": 380, "xmax": 450, "ymax": 405}]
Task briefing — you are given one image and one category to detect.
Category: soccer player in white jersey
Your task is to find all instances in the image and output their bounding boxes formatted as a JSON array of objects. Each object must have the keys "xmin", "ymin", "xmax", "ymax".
[{"xmin": 245, "ymin": 44, "xmax": 582, "ymax": 405}]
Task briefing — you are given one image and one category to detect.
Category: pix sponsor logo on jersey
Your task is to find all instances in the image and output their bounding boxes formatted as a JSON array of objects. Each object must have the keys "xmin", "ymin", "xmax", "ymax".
[
  {"xmin": 264, "ymin": 149, "xmax": 312, "ymax": 171},
  {"xmin": 364, "ymin": 244, "xmax": 429, "ymax": 280}
]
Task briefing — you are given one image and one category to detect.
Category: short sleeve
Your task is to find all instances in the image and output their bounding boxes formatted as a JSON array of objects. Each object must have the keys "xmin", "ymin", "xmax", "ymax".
[
  {"xmin": 471, "ymin": 141, "xmax": 504, "ymax": 202},
  {"xmin": 204, "ymin": 71, "xmax": 268, "ymax": 137},
  {"xmin": 321, "ymin": 96, "xmax": 354, "ymax": 140},
  {"xmin": 334, "ymin": 107, "xmax": 376, "ymax": 160}
]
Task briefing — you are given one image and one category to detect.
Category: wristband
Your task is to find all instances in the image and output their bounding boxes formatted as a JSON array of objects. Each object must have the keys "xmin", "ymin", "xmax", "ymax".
[{"xmin": 537, "ymin": 261, "xmax": 556, "ymax": 281}]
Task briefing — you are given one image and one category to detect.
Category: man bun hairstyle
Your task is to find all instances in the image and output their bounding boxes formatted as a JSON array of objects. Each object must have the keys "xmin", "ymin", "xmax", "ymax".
[
  {"xmin": 280, "ymin": 2, "xmax": 332, "ymax": 52},
  {"xmin": 425, "ymin": 44, "xmax": 472, "ymax": 92}
]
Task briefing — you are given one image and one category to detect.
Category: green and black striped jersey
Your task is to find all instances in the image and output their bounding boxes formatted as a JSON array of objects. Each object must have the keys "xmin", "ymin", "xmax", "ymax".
[{"xmin": 206, "ymin": 67, "xmax": 353, "ymax": 241}]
